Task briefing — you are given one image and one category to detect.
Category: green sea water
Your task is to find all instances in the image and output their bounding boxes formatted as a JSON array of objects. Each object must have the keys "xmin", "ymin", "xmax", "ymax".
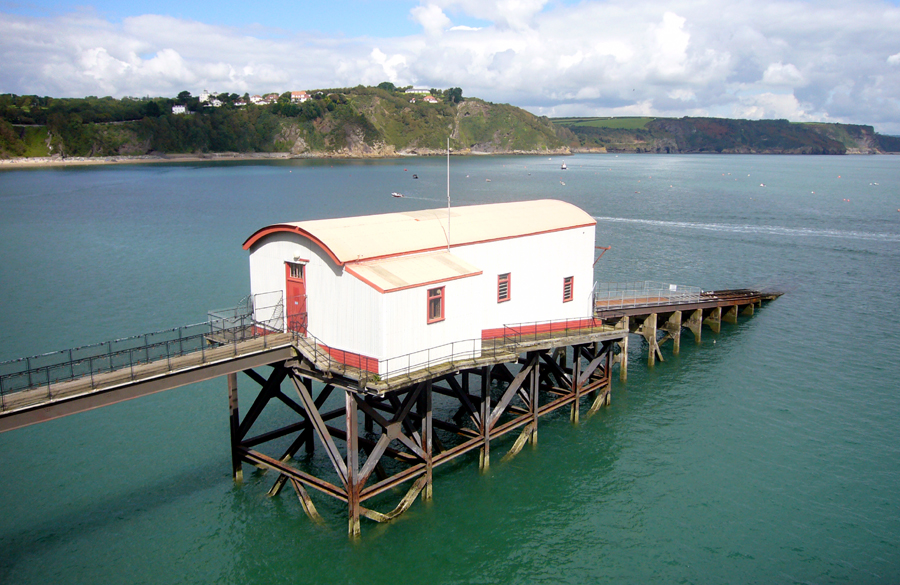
[{"xmin": 1, "ymin": 154, "xmax": 898, "ymax": 584}]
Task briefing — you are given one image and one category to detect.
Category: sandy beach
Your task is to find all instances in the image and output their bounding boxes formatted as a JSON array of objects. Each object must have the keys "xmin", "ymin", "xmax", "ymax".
[{"xmin": 0, "ymin": 152, "xmax": 303, "ymax": 169}]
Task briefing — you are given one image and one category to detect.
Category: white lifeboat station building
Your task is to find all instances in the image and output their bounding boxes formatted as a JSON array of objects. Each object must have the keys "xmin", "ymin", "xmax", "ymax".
[{"xmin": 242, "ymin": 199, "xmax": 598, "ymax": 377}]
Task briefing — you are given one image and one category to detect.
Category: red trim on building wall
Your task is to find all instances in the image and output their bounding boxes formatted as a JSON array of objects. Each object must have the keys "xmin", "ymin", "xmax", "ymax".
[
  {"xmin": 319, "ymin": 343, "xmax": 379, "ymax": 374},
  {"xmin": 242, "ymin": 225, "xmax": 343, "ymax": 266},
  {"xmin": 481, "ymin": 317, "xmax": 602, "ymax": 340}
]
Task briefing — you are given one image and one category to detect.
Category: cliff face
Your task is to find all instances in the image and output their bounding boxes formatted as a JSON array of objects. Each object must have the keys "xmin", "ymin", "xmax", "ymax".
[{"xmin": 560, "ymin": 116, "xmax": 899, "ymax": 155}]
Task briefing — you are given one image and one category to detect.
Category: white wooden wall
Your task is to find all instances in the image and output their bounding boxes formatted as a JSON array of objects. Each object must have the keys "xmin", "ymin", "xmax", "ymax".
[
  {"xmin": 247, "ymin": 223, "xmax": 594, "ymax": 368},
  {"xmin": 451, "ymin": 225, "xmax": 596, "ymax": 330}
]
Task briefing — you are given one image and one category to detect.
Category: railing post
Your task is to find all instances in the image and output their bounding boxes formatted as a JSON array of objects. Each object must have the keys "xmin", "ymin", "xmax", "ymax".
[
  {"xmin": 69, "ymin": 348, "xmax": 74, "ymax": 380},
  {"xmin": 26, "ymin": 357, "xmax": 32, "ymax": 389}
]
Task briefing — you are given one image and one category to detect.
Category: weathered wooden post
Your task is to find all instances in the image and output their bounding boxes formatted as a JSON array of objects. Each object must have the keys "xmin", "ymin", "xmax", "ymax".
[
  {"xmin": 422, "ymin": 381, "xmax": 433, "ymax": 501},
  {"xmin": 571, "ymin": 345, "xmax": 582, "ymax": 424},
  {"xmin": 346, "ymin": 391, "xmax": 360, "ymax": 537},
  {"xmin": 228, "ymin": 373, "xmax": 243, "ymax": 482},
  {"xmin": 480, "ymin": 365, "xmax": 491, "ymax": 471}
]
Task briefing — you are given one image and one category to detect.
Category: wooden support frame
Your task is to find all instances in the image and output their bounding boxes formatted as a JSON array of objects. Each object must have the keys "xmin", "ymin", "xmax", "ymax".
[{"xmin": 227, "ymin": 333, "xmax": 622, "ymax": 535}]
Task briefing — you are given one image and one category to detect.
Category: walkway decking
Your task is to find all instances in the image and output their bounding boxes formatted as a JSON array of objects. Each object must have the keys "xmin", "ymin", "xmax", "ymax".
[{"xmin": 0, "ymin": 335, "xmax": 295, "ymax": 432}]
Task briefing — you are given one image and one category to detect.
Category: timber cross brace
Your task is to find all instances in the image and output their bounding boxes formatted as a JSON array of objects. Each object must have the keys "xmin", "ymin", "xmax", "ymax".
[{"xmin": 225, "ymin": 339, "xmax": 618, "ymax": 536}]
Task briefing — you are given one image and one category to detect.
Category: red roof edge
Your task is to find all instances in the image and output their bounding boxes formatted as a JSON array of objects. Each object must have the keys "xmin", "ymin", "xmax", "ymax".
[{"xmin": 242, "ymin": 224, "xmax": 344, "ymax": 266}]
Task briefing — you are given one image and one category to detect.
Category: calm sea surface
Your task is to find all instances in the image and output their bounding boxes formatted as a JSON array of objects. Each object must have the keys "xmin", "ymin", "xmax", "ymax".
[{"xmin": 1, "ymin": 154, "xmax": 898, "ymax": 584}]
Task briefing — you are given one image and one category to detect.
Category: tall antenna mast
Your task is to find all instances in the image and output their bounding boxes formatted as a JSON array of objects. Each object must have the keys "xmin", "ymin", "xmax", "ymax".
[{"xmin": 446, "ymin": 137, "xmax": 451, "ymax": 251}]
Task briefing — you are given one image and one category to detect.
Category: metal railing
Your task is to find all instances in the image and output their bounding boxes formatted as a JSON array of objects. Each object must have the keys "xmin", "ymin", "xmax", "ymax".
[
  {"xmin": 2, "ymin": 288, "xmax": 626, "ymax": 405},
  {"xmin": 502, "ymin": 316, "xmax": 610, "ymax": 346},
  {"xmin": 289, "ymin": 314, "xmax": 616, "ymax": 385},
  {"xmin": 0, "ymin": 293, "xmax": 287, "ymax": 409},
  {"xmin": 593, "ymin": 280, "xmax": 702, "ymax": 310}
]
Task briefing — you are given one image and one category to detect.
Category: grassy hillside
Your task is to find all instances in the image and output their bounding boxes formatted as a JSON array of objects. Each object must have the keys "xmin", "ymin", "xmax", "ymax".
[
  {"xmin": 0, "ymin": 87, "xmax": 568, "ymax": 159},
  {"xmin": 554, "ymin": 117, "xmax": 653, "ymax": 130}
]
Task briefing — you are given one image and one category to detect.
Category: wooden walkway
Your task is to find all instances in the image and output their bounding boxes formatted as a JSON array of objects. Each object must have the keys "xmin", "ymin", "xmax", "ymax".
[
  {"xmin": 594, "ymin": 288, "xmax": 782, "ymax": 373},
  {"xmin": 0, "ymin": 334, "xmax": 295, "ymax": 432}
]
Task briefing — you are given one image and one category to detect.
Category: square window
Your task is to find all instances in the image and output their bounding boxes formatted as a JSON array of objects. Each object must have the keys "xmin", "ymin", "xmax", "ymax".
[
  {"xmin": 563, "ymin": 276, "xmax": 574, "ymax": 303},
  {"xmin": 498, "ymin": 273, "xmax": 511, "ymax": 302},
  {"xmin": 428, "ymin": 286, "xmax": 445, "ymax": 323}
]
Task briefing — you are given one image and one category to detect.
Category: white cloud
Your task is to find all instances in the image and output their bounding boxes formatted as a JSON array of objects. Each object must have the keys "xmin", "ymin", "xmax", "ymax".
[
  {"xmin": 648, "ymin": 12, "xmax": 690, "ymax": 79},
  {"xmin": 2, "ymin": 0, "xmax": 900, "ymax": 132},
  {"xmin": 423, "ymin": 0, "xmax": 548, "ymax": 31},
  {"xmin": 732, "ymin": 92, "xmax": 818, "ymax": 121},
  {"xmin": 371, "ymin": 48, "xmax": 408, "ymax": 82},
  {"xmin": 410, "ymin": 4, "xmax": 452, "ymax": 36},
  {"xmin": 762, "ymin": 62, "xmax": 805, "ymax": 86},
  {"xmin": 668, "ymin": 89, "xmax": 696, "ymax": 101}
]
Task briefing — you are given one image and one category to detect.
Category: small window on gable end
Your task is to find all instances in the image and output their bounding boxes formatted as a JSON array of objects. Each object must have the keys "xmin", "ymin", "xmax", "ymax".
[
  {"xmin": 498, "ymin": 273, "xmax": 511, "ymax": 303},
  {"xmin": 563, "ymin": 276, "xmax": 574, "ymax": 303},
  {"xmin": 428, "ymin": 286, "xmax": 445, "ymax": 323},
  {"xmin": 288, "ymin": 263, "xmax": 304, "ymax": 280}
]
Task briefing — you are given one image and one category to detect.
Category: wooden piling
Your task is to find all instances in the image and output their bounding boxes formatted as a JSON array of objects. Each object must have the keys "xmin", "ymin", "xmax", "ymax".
[{"xmin": 227, "ymin": 373, "xmax": 242, "ymax": 482}]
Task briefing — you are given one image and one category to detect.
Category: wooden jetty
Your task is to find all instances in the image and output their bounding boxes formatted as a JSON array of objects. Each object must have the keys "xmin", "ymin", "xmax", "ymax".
[{"xmin": 0, "ymin": 286, "xmax": 779, "ymax": 536}]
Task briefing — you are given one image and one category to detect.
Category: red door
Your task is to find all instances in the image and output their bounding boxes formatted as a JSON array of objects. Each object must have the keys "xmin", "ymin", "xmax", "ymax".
[{"xmin": 285, "ymin": 262, "xmax": 307, "ymax": 334}]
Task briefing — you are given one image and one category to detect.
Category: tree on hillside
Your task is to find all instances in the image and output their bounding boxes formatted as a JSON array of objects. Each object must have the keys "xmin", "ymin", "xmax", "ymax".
[
  {"xmin": 445, "ymin": 87, "xmax": 463, "ymax": 104},
  {"xmin": 377, "ymin": 82, "xmax": 396, "ymax": 92},
  {"xmin": 176, "ymin": 91, "xmax": 192, "ymax": 103},
  {"xmin": 143, "ymin": 100, "xmax": 161, "ymax": 117}
]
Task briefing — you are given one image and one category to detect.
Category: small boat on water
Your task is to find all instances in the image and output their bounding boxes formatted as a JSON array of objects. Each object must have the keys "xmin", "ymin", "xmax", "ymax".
[
  {"xmin": 391, "ymin": 192, "xmax": 404, "ymax": 198},
  {"xmin": 561, "ymin": 162, "xmax": 567, "ymax": 170}
]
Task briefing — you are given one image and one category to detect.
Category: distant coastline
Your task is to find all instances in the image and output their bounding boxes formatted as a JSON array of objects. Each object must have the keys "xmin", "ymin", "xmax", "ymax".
[
  {"xmin": 0, "ymin": 152, "xmax": 298, "ymax": 169},
  {"xmin": 2, "ymin": 145, "xmax": 897, "ymax": 170}
]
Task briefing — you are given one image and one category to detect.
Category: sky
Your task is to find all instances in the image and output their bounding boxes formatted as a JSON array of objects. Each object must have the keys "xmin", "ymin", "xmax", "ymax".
[{"xmin": 2, "ymin": 0, "xmax": 900, "ymax": 133}]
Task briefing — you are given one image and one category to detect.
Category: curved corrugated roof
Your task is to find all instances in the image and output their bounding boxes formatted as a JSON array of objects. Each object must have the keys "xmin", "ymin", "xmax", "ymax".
[{"xmin": 242, "ymin": 199, "xmax": 595, "ymax": 265}]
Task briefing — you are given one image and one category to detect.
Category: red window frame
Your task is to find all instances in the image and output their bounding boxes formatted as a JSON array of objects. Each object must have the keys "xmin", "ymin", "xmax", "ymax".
[
  {"xmin": 427, "ymin": 286, "xmax": 445, "ymax": 323},
  {"xmin": 563, "ymin": 276, "xmax": 574, "ymax": 303},
  {"xmin": 497, "ymin": 273, "xmax": 511, "ymax": 303}
]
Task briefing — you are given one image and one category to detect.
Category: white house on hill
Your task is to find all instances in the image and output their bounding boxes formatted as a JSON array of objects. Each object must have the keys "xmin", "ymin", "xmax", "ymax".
[{"xmin": 243, "ymin": 200, "xmax": 596, "ymax": 375}]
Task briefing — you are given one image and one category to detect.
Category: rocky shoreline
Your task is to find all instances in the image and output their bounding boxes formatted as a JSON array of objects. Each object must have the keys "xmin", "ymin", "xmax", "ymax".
[{"xmin": 0, "ymin": 147, "xmax": 577, "ymax": 168}]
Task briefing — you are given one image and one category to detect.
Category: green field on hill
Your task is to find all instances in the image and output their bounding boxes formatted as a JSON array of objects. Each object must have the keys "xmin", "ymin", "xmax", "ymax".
[{"xmin": 552, "ymin": 117, "xmax": 655, "ymax": 130}]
